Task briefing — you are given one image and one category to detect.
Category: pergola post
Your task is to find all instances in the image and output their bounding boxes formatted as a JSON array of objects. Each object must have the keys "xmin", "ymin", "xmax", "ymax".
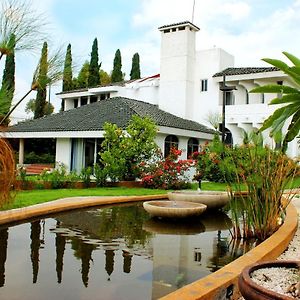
[{"xmin": 19, "ymin": 138, "xmax": 24, "ymax": 165}]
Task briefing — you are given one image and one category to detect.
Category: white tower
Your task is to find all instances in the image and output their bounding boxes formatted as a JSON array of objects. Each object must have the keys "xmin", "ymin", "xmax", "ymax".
[{"xmin": 158, "ymin": 21, "xmax": 199, "ymax": 119}]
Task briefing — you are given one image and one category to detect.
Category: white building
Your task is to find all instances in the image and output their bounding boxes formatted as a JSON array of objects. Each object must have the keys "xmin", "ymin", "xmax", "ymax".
[{"xmin": 4, "ymin": 21, "xmax": 299, "ymax": 172}]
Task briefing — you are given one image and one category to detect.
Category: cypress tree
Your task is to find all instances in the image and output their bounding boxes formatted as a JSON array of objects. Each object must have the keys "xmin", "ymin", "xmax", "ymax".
[
  {"xmin": 88, "ymin": 38, "xmax": 100, "ymax": 87},
  {"xmin": 130, "ymin": 52, "xmax": 141, "ymax": 80},
  {"xmin": 0, "ymin": 34, "xmax": 15, "ymax": 119},
  {"xmin": 62, "ymin": 44, "xmax": 73, "ymax": 91},
  {"xmin": 111, "ymin": 49, "xmax": 123, "ymax": 83},
  {"xmin": 34, "ymin": 41, "xmax": 48, "ymax": 119}
]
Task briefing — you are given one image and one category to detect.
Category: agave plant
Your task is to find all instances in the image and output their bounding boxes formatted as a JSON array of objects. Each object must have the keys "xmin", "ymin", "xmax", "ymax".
[{"xmin": 250, "ymin": 52, "xmax": 300, "ymax": 152}]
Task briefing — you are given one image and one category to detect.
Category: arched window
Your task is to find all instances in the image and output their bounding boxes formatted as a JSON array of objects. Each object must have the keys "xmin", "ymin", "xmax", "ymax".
[
  {"xmin": 187, "ymin": 138, "xmax": 199, "ymax": 158},
  {"xmin": 164, "ymin": 135, "xmax": 178, "ymax": 157}
]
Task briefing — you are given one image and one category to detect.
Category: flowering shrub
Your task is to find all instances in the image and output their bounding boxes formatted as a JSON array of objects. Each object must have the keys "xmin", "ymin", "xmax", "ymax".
[
  {"xmin": 139, "ymin": 147, "xmax": 194, "ymax": 189},
  {"xmin": 192, "ymin": 138, "xmax": 226, "ymax": 183}
]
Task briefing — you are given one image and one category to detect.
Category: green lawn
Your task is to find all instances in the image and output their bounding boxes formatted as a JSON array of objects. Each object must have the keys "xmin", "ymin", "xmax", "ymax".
[{"xmin": 3, "ymin": 177, "xmax": 299, "ymax": 211}]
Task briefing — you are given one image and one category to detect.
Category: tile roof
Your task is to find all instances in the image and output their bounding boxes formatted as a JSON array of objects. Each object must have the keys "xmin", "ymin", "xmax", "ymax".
[
  {"xmin": 213, "ymin": 67, "xmax": 280, "ymax": 77},
  {"xmin": 158, "ymin": 21, "xmax": 200, "ymax": 31},
  {"xmin": 8, "ymin": 97, "xmax": 215, "ymax": 134}
]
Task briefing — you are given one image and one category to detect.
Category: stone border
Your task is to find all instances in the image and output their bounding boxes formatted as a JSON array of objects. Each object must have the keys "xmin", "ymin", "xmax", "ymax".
[
  {"xmin": 160, "ymin": 203, "xmax": 298, "ymax": 300},
  {"xmin": 0, "ymin": 195, "xmax": 297, "ymax": 300}
]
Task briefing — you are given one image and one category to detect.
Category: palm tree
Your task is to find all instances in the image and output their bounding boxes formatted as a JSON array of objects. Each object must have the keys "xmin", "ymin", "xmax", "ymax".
[{"xmin": 251, "ymin": 52, "xmax": 300, "ymax": 152}]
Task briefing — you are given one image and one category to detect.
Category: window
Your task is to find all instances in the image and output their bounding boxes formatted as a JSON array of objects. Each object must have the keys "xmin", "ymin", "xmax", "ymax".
[
  {"xmin": 187, "ymin": 138, "xmax": 199, "ymax": 158},
  {"xmin": 81, "ymin": 97, "xmax": 88, "ymax": 106},
  {"xmin": 261, "ymin": 93, "xmax": 265, "ymax": 104},
  {"xmin": 201, "ymin": 79, "xmax": 208, "ymax": 92},
  {"xmin": 164, "ymin": 135, "xmax": 178, "ymax": 158},
  {"xmin": 277, "ymin": 81, "xmax": 283, "ymax": 99},
  {"xmin": 225, "ymin": 91, "xmax": 234, "ymax": 105},
  {"xmin": 90, "ymin": 96, "xmax": 97, "ymax": 103},
  {"xmin": 74, "ymin": 99, "xmax": 78, "ymax": 108},
  {"xmin": 245, "ymin": 90, "xmax": 249, "ymax": 104}
]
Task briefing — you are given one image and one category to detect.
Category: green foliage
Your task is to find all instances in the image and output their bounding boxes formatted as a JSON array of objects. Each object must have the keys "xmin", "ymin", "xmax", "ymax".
[
  {"xmin": 193, "ymin": 136, "xmax": 226, "ymax": 183},
  {"xmin": 34, "ymin": 41, "xmax": 48, "ymax": 119},
  {"xmin": 24, "ymin": 151, "xmax": 54, "ymax": 164},
  {"xmin": 139, "ymin": 148, "xmax": 193, "ymax": 189},
  {"xmin": 88, "ymin": 38, "xmax": 100, "ymax": 87},
  {"xmin": 62, "ymin": 43, "xmax": 73, "ymax": 91},
  {"xmin": 80, "ymin": 166, "xmax": 93, "ymax": 187},
  {"xmin": 25, "ymin": 98, "xmax": 54, "ymax": 116},
  {"xmin": 40, "ymin": 163, "xmax": 67, "ymax": 189},
  {"xmin": 99, "ymin": 69, "xmax": 111, "ymax": 85},
  {"xmin": 75, "ymin": 61, "xmax": 89, "ymax": 89},
  {"xmin": 250, "ymin": 52, "xmax": 300, "ymax": 152},
  {"xmin": 220, "ymin": 138, "xmax": 299, "ymax": 240},
  {"xmin": 101, "ymin": 115, "xmax": 158, "ymax": 181},
  {"xmin": 130, "ymin": 52, "xmax": 141, "ymax": 80},
  {"xmin": 0, "ymin": 34, "xmax": 15, "ymax": 115},
  {"xmin": 94, "ymin": 164, "xmax": 107, "ymax": 187},
  {"xmin": 111, "ymin": 49, "xmax": 123, "ymax": 83}
]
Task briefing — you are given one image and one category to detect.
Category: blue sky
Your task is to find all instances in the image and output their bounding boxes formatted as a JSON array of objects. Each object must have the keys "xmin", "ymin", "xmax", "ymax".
[{"xmin": 3, "ymin": 0, "xmax": 300, "ymax": 121}]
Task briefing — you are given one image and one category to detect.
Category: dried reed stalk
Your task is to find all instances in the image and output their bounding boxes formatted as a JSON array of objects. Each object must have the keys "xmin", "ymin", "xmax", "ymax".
[{"xmin": 0, "ymin": 137, "xmax": 16, "ymax": 207}]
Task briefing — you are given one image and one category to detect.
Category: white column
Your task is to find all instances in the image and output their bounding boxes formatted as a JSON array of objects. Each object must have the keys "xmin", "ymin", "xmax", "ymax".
[
  {"xmin": 87, "ymin": 96, "xmax": 91, "ymax": 104},
  {"xmin": 19, "ymin": 138, "xmax": 24, "ymax": 165}
]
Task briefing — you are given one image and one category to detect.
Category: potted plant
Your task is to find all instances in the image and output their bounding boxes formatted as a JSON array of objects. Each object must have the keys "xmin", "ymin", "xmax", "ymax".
[{"xmin": 239, "ymin": 260, "xmax": 300, "ymax": 299}]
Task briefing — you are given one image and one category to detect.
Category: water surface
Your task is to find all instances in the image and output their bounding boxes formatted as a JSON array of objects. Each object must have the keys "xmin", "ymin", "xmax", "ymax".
[{"xmin": 0, "ymin": 202, "xmax": 255, "ymax": 299}]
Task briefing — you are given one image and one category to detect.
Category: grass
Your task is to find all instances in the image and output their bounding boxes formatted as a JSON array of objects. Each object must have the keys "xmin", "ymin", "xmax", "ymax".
[
  {"xmin": 6, "ymin": 187, "xmax": 167, "ymax": 210},
  {"xmin": 3, "ymin": 177, "xmax": 299, "ymax": 211}
]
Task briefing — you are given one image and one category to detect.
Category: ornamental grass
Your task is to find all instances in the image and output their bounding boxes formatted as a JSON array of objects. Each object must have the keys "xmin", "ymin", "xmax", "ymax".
[
  {"xmin": 222, "ymin": 143, "xmax": 299, "ymax": 241},
  {"xmin": 0, "ymin": 137, "xmax": 16, "ymax": 207}
]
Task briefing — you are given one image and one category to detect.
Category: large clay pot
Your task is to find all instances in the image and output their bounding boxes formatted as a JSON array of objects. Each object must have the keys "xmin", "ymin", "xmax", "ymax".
[{"xmin": 238, "ymin": 260, "xmax": 300, "ymax": 300}]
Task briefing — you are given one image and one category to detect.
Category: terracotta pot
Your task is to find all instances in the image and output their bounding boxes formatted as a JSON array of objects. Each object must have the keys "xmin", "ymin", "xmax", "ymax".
[{"xmin": 238, "ymin": 260, "xmax": 300, "ymax": 300}]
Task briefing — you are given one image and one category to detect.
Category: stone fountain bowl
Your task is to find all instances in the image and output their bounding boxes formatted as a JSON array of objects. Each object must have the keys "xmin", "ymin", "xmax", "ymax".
[
  {"xmin": 168, "ymin": 190, "xmax": 229, "ymax": 209},
  {"xmin": 143, "ymin": 200, "xmax": 207, "ymax": 219}
]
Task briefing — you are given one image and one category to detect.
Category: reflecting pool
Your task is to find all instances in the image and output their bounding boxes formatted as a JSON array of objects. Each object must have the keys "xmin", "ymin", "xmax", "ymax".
[{"xmin": 0, "ymin": 202, "xmax": 256, "ymax": 300}]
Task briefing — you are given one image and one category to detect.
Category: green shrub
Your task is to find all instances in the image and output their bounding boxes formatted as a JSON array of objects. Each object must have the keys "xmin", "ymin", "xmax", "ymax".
[
  {"xmin": 40, "ymin": 163, "xmax": 67, "ymax": 189},
  {"xmin": 80, "ymin": 167, "xmax": 93, "ymax": 188},
  {"xmin": 24, "ymin": 151, "xmax": 54, "ymax": 163},
  {"xmin": 221, "ymin": 141, "xmax": 299, "ymax": 241},
  {"xmin": 94, "ymin": 164, "xmax": 107, "ymax": 187}
]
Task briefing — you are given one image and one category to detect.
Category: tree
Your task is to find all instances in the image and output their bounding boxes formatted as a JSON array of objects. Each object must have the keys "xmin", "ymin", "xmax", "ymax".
[
  {"xmin": 251, "ymin": 52, "xmax": 300, "ymax": 152},
  {"xmin": 34, "ymin": 41, "xmax": 48, "ymax": 119},
  {"xmin": 62, "ymin": 43, "xmax": 73, "ymax": 91},
  {"xmin": 0, "ymin": 0, "xmax": 47, "ymax": 60},
  {"xmin": 101, "ymin": 115, "xmax": 158, "ymax": 181},
  {"xmin": 88, "ymin": 38, "xmax": 100, "ymax": 87},
  {"xmin": 0, "ymin": 34, "xmax": 15, "ymax": 120},
  {"xmin": 99, "ymin": 69, "xmax": 111, "ymax": 85},
  {"xmin": 25, "ymin": 98, "xmax": 54, "ymax": 116},
  {"xmin": 74, "ymin": 61, "xmax": 90, "ymax": 89},
  {"xmin": 111, "ymin": 49, "xmax": 123, "ymax": 83},
  {"xmin": 130, "ymin": 52, "xmax": 141, "ymax": 80}
]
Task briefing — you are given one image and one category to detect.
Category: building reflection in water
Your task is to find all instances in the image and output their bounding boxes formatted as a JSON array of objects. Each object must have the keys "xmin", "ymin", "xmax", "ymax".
[{"xmin": 0, "ymin": 228, "xmax": 8, "ymax": 287}]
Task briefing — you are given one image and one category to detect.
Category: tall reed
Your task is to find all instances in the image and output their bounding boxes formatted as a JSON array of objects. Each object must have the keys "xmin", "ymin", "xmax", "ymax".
[
  {"xmin": 0, "ymin": 137, "xmax": 16, "ymax": 207},
  {"xmin": 222, "ymin": 143, "xmax": 299, "ymax": 241}
]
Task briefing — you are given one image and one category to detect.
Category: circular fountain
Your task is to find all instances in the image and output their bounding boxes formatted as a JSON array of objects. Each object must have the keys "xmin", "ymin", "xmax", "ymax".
[
  {"xmin": 167, "ymin": 190, "xmax": 229, "ymax": 209},
  {"xmin": 143, "ymin": 200, "xmax": 207, "ymax": 219}
]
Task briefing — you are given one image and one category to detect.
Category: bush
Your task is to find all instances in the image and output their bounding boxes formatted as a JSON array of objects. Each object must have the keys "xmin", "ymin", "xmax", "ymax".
[
  {"xmin": 221, "ymin": 141, "xmax": 300, "ymax": 240},
  {"xmin": 24, "ymin": 151, "xmax": 54, "ymax": 163},
  {"xmin": 40, "ymin": 162, "xmax": 67, "ymax": 189},
  {"xmin": 139, "ymin": 148, "xmax": 194, "ymax": 189},
  {"xmin": 80, "ymin": 167, "xmax": 93, "ymax": 187},
  {"xmin": 192, "ymin": 137, "xmax": 226, "ymax": 183},
  {"xmin": 94, "ymin": 164, "xmax": 107, "ymax": 187}
]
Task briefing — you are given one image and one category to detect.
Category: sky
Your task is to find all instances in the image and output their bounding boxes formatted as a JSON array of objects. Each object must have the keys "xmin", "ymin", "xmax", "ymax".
[{"xmin": 3, "ymin": 0, "xmax": 300, "ymax": 122}]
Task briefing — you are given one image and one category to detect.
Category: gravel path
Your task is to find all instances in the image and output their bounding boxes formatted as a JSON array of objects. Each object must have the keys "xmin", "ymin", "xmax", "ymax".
[{"xmin": 240, "ymin": 197, "xmax": 300, "ymax": 299}]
